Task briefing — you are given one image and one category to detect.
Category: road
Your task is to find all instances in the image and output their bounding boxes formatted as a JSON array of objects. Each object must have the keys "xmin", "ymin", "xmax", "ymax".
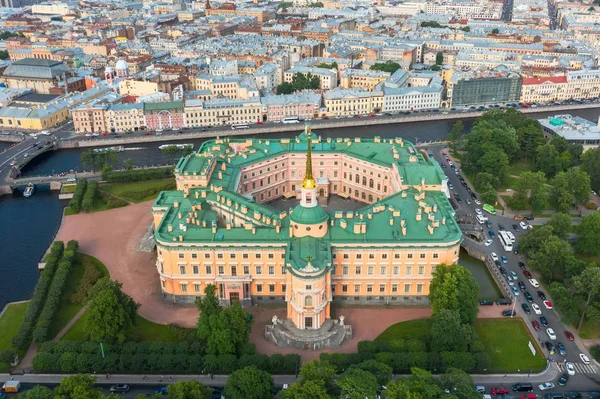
[
  {"xmin": 0, "ymin": 135, "xmax": 55, "ymax": 186},
  {"xmin": 430, "ymin": 145, "xmax": 600, "ymax": 396}
]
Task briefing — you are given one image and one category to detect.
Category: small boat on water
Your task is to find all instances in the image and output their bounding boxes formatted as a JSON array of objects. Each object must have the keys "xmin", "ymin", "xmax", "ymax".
[
  {"xmin": 159, "ymin": 144, "xmax": 193, "ymax": 150},
  {"xmin": 93, "ymin": 146, "xmax": 125, "ymax": 153},
  {"xmin": 23, "ymin": 183, "xmax": 34, "ymax": 198}
]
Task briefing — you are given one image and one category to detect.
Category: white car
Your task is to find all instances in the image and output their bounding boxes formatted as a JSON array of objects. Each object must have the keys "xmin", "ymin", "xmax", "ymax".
[
  {"xmin": 580, "ymin": 353, "xmax": 591, "ymax": 364},
  {"xmin": 529, "ymin": 278, "xmax": 540, "ymax": 288},
  {"xmin": 491, "ymin": 252, "xmax": 499, "ymax": 262},
  {"xmin": 546, "ymin": 328, "xmax": 557, "ymax": 340},
  {"xmin": 484, "ymin": 239, "xmax": 493, "ymax": 247},
  {"xmin": 531, "ymin": 303, "xmax": 541, "ymax": 314},
  {"xmin": 520, "ymin": 221, "xmax": 529, "ymax": 230},
  {"xmin": 474, "ymin": 199, "xmax": 482, "ymax": 205},
  {"xmin": 566, "ymin": 362, "xmax": 575, "ymax": 376},
  {"xmin": 538, "ymin": 382, "xmax": 555, "ymax": 391},
  {"xmin": 475, "ymin": 208, "xmax": 483, "ymax": 215}
]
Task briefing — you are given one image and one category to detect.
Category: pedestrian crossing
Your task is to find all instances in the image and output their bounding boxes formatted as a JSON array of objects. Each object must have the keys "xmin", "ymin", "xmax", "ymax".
[{"xmin": 556, "ymin": 362, "xmax": 598, "ymax": 374}]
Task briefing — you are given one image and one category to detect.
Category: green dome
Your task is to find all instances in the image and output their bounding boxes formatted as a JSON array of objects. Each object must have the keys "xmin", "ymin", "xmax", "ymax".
[{"xmin": 289, "ymin": 204, "xmax": 329, "ymax": 225}]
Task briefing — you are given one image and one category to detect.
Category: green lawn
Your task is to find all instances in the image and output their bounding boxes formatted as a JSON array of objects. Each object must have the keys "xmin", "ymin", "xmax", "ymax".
[
  {"xmin": 46, "ymin": 254, "xmax": 109, "ymax": 340},
  {"xmin": 101, "ymin": 179, "xmax": 176, "ymax": 203},
  {"xmin": 375, "ymin": 318, "xmax": 431, "ymax": 343},
  {"xmin": 507, "ymin": 159, "xmax": 534, "ymax": 176},
  {"xmin": 64, "ymin": 192, "xmax": 128, "ymax": 216},
  {"xmin": 0, "ymin": 302, "xmax": 29, "ymax": 371},
  {"xmin": 61, "ymin": 312, "xmax": 179, "ymax": 343},
  {"xmin": 475, "ymin": 319, "xmax": 546, "ymax": 373},
  {"xmin": 574, "ymin": 252, "xmax": 600, "ymax": 265},
  {"xmin": 578, "ymin": 319, "xmax": 599, "ymax": 340},
  {"xmin": 61, "ymin": 184, "xmax": 77, "ymax": 193}
]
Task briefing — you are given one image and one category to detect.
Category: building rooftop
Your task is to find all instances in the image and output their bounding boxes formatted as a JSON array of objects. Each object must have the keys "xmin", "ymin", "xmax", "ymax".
[{"xmin": 539, "ymin": 114, "xmax": 600, "ymax": 142}]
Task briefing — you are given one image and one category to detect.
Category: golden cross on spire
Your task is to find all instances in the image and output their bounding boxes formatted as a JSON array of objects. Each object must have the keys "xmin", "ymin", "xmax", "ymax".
[
  {"xmin": 301, "ymin": 123, "xmax": 317, "ymax": 189},
  {"xmin": 306, "ymin": 254, "xmax": 313, "ymax": 263}
]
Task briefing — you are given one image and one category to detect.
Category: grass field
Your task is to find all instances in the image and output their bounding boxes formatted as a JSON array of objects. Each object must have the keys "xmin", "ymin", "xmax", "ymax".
[
  {"xmin": 47, "ymin": 254, "xmax": 109, "ymax": 340},
  {"xmin": 61, "ymin": 184, "xmax": 77, "ymax": 193},
  {"xmin": 64, "ymin": 192, "xmax": 128, "ymax": 216},
  {"xmin": 578, "ymin": 319, "xmax": 599, "ymax": 340},
  {"xmin": 507, "ymin": 159, "xmax": 534, "ymax": 177},
  {"xmin": 375, "ymin": 318, "xmax": 431, "ymax": 343},
  {"xmin": 101, "ymin": 179, "xmax": 176, "ymax": 203},
  {"xmin": 0, "ymin": 302, "xmax": 29, "ymax": 371},
  {"xmin": 375, "ymin": 318, "xmax": 546, "ymax": 373},
  {"xmin": 475, "ymin": 319, "xmax": 546, "ymax": 373},
  {"xmin": 61, "ymin": 312, "xmax": 179, "ymax": 343}
]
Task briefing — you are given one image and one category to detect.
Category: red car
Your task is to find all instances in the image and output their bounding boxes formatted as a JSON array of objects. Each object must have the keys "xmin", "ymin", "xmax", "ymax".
[
  {"xmin": 355, "ymin": 115, "xmax": 362, "ymax": 119},
  {"xmin": 256, "ymin": 121, "xmax": 263, "ymax": 124},
  {"xmin": 491, "ymin": 388, "xmax": 509, "ymax": 395},
  {"xmin": 564, "ymin": 331, "xmax": 574, "ymax": 341},
  {"xmin": 521, "ymin": 395, "xmax": 536, "ymax": 399},
  {"xmin": 523, "ymin": 270, "xmax": 532, "ymax": 279},
  {"xmin": 532, "ymin": 320, "xmax": 540, "ymax": 330},
  {"xmin": 144, "ymin": 131, "xmax": 152, "ymax": 135},
  {"xmin": 442, "ymin": 152, "xmax": 447, "ymax": 156},
  {"xmin": 369, "ymin": 113, "xmax": 376, "ymax": 117},
  {"xmin": 102, "ymin": 132, "xmax": 108, "ymax": 136}
]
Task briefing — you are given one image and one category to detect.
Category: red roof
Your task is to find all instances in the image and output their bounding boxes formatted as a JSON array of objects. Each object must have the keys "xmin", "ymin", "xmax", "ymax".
[{"xmin": 522, "ymin": 76, "xmax": 567, "ymax": 85}]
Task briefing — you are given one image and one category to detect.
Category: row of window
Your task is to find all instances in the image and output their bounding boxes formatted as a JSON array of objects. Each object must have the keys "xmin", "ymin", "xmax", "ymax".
[
  {"xmin": 171, "ymin": 251, "xmax": 284, "ymax": 260},
  {"xmin": 171, "ymin": 264, "xmax": 286, "ymax": 276},
  {"xmin": 334, "ymin": 282, "xmax": 425, "ymax": 294},
  {"xmin": 169, "ymin": 251, "xmax": 441, "ymax": 261}
]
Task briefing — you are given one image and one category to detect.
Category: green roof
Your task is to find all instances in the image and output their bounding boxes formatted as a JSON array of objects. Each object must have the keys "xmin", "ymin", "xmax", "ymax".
[
  {"xmin": 143, "ymin": 101, "xmax": 184, "ymax": 112},
  {"xmin": 152, "ymin": 132, "xmax": 462, "ymax": 276}
]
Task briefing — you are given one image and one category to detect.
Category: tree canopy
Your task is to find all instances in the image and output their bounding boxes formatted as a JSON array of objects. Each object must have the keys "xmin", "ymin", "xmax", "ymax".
[
  {"xmin": 370, "ymin": 61, "xmax": 401, "ymax": 74},
  {"xmin": 429, "ymin": 264, "xmax": 479, "ymax": 325},
  {"xmin": 224, "ymin": 366, "xmax": 274, "ymax": 399},
  {"xmin": 575, "ymin": 212, "xmax": 600, "ymax": 255},
  {"xmin": 166, "ymin": 380, "xmax": 213, "ymax": 399},
  {"xmin": 337, "ymin": 367, "xmax": 380, "ymax": 399},
  {"xmin": 277, "ymin": 73, "xmax": 320, "ymax": 95}
]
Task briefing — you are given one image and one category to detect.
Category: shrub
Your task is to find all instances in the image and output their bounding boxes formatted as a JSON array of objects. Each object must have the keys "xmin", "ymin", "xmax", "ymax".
[
  {"xmin": 0, "ymin": 350, "xmax": 15, "ymax": 364},
  {"xmin": 32, "ymin": 242, "xmax": 78, "ymax": 342},
  {"xmin": 102, "ymin": 167, "xmax": 173, "ymax": 183},
  {"xmin": 70, "ymin": 261, "xmax": 102, "ymax": 304},
  {"xmin": 81, "ymin": 181, "xmax": 98, "ymax": 213},
  {"xmin": 102, "ymin": 192, "xmax": 128, "ymax": 210},
  {"xmin": 11, "ymin": 242, "xmax": 64, "ymax": 350},
  {"xmin": 68, "ymin": 179, "xmax": 87, "ymax": 213},
  {"xmin": 591, "ymin": 345, "xmax": 600, "ymax": 361}
]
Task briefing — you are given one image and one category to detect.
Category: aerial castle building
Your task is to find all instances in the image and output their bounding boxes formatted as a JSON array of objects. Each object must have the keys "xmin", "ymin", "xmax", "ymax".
[{"xmin": 151, "ymin": 124, "xmax": 462, "ymax": 346}]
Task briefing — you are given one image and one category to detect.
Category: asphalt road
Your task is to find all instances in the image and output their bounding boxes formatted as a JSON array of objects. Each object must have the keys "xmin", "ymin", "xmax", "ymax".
[
  {"xmin": 430, "ymin": 145, "xmax": 600, "ymax": 395},
  {"xmin": 0, "ymin": 135, "xmax": 55, "ymax": 185}
]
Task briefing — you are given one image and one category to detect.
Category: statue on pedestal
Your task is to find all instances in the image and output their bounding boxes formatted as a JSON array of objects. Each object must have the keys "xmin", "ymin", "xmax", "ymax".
[
  {"xmin": 272, "ymin": 315, "xmax": 278, "ymax": 326},
  {"xmin": 339, "ymin": 315, "xmax": 345, "ymax": 326}
]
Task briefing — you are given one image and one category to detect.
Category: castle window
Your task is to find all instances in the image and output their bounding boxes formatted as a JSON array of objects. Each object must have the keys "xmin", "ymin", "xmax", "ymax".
[{"xmin": 305, "ymin": 296, "xmax": 313, "ymax": 306}]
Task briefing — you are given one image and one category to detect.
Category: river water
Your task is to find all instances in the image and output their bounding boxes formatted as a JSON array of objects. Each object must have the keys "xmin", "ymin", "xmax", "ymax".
[{"xmin": 1, "ymin": 107, "xmax": 598, "ymax": 306}]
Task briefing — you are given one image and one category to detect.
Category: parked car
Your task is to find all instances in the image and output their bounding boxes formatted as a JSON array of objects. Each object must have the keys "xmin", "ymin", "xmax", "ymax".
[
  {"xmin": 539, "ymin": 382, "xmax": 555, "ymax": 391},
  {"xmin": 518, "ymin": 281, "xmax": 526, "ymax": 291},
  {"xmin": 491, "ymin": 387, "xmax": 509, "ymax": 395},
  {"xmin": 530, "ymin": 279, "xmax": 540, "ymax": 288},
  {"xmin": 513, "ymin": 224, "xmax": 521, "ymax": 232},
  {"xmin": 523, "ymin": 270, "xmax": 532, "ymax": 279},
  {"xmin": 491, "ymin": 253, "xmax": 499, "ymax": 261},
  {"xmin": 496, "ymin": 299, "xmax": 511, "ymax": 305},
  {"xmin": 110, "ymin": 384, "xmax": 130, "ymax": 393},
  {"xmin": 580, "ymin": 353, "xmax": 591, "ymax": 364},
  {"xmin": 501, "ymin": 256, "xmax": 508, "ymax": 264},
  {"xmin": 479, "ymin": 300, "xmax": 494, "ymax": 306},
  {"xmin": 558, "ymin": 373, "xmax": 569, "ymax": 386},
  {"xmin": 524, "ymin": 291, "xmax": 533, "ymax": 302},
  {"xmin": 502, "ymin": 309, "xmax": 516, "ymax": 317},
  {"xmin": 484, "ymin": 239, "xmax": 493, "ymax": 246}
]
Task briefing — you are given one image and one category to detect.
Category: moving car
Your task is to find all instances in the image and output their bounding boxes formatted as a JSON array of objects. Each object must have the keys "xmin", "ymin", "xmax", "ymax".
[
  {"xmin": 539, "ymin": 382, "xmax": 555, "ymax": 391},
  {"xmin": 558, "ymin": 373, "xmax": 569, "ymax": 386},
  {"xmin": 532, "ymin": 303, "xmax": 541, "ymax": 314},
  {"xmin": 518, "ymin": 281, "xmax": 527, "ymax": 291},
  {"xmin": 538, "ymin": 291, "xmax": 546, "ymax": 300},
  {"xmin": 545, "ymin": 341, "xmax": 555, "ymax": 352},
  {"xmin": 544, "ymin": 300, "xmax": 553, "ymax": 309},
  {"xmin": 510, "ymin": 271, "xmax": 518, "ymax": 279},
  {"xmin": 488, "ymin": 230, "xmax": 495, "ymax": 238},
  {"xmin": 580, "ymin": 353, "xmax": 591, "ymax": 364},
  {"xmin": 520, "ymin": 221, "xmax": 529, "ymax": 230},
  {"xmin": 564, "ymin": 331, "xmax": 574, "ymax": 341},
  {"xmin": 566, "ymin": 362, "xmax": 575, "ymax": 376},
  {"xmin": 524, "ymin": 291, "xmax": 533, "ymax": 302},
  {"xmin": 491, "ymin": 253, "xmax": 499, "ymax": 261},
  {"xmin": 540, "ymin": 316, "xmax": 549, "ymax": 326},
  {"xmin": 513, "ymin": 224, "xmax": 521, "ymax": 232},
  {"xmin": 530, "ymin": 279, "xmax": 540, "ymax": 288},
  {"xmin": 110, "ymin": 384, "xmax": 130, "ymax": 393},
  {"xmin": 484, "ymin": 239, "xmax": 493, "ymax": 247},
  {"xmin": 532, "ymin": 320, "xmax": 540, "ymax": 330},
  {"xmin": 501, "ymin": 256, "xmax": 508, "ymax": 263},
  {"xmin": 546, "ymin": 328, "xmax": 557, "ymax": 340},
  {"xmin": 557, "ymin": 342, "xmax": 567, "ymax": 356},
  {"xmin": 523, "ymin": 270, "xmax": 532, "ymax": 279}
]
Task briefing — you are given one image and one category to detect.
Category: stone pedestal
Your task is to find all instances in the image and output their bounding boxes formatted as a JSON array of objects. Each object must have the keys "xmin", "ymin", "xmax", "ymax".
[{"xmin": 264, "ymin": 318, "xmax": 352, "ymax": 350}]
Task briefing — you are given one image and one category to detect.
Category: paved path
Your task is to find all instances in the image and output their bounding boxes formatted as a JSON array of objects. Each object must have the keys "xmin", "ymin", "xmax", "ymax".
[
  {"xmin": 52, "ymin": 305, "xmax": 88, "ymax": 342},
  {"xmin": 15, "ymin": 343, "xmax": 38, "ymax": 373}
]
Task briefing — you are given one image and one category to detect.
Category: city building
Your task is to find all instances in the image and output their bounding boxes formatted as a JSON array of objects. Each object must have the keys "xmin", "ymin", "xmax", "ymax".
[
  {"xmin": 151, "ymin": 124, "xmax": 461, "ymax": 335},
  {"xmin": 340, "ymin": 69, "xmax": 390, "ymax": 91},
  {"xmin": 283, "ymin": 66, "xmax": 338, "ymax": 91},
  {"xmin": 144, "ymin": 101, "xmax": 185, "ymax": 131},
  {"xmin": 261, "ymin": 91, "xmax": 321, "ymax": 122},
  {"xmin": 3, "ymin": 58, "xmax": 72, "ymax": 94},
  {"xmin": 521, "ymin": 76, "xmax": 568, "ymax": 103},
  {"xmin": 184, "ymin": 97, "xmax": 262, "ymax": 127},
  {"xmin": 106, "ymin": 103, "xmax": 146, "ymax": 133},
  {"xmin": 445, "ymin": 67, "xmax": 523, "ymax": 107},
  {"xmin": 324, "ymin": 88, "xmax": 384, "ymax": 117},
  {"xmin": 539, "ymin": 114, "xmax": 600, "ymax": 151}
]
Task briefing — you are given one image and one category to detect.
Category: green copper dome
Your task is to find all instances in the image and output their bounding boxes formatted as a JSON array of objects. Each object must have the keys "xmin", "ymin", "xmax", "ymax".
[{"xmin": 289, "ymin": 204, "xmax": 329, "ymax": 225}]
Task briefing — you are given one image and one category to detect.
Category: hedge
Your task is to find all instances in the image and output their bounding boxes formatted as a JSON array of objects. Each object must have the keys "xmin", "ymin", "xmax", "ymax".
[
  {"xmin": 81, "ymin": 182, "xmax": 98, "ymax": 213},
  {"xmin": 70, "ymin": 260, "xmax": 102, "ymax": 304},
  {"xmin": 102, "ymin": 168, "xmax": 173, "ymax": 183},
  {"xmin": 11, "ymin": 242, "xmax": 64, "ymax": 350},
  {"xmin": 32, "ymin": 240, "xmax": 79, "ymax": 342},
  {"xmin": 118, "ymin": 182, "xmax": 176, "ymax": 201},
  {"xmin": 32, "ymin": 341, "xmax": 300, "ymax": 374},
  {"xmin": 68, "ymin": 179, "xmax": 88, "ymax": 213}
]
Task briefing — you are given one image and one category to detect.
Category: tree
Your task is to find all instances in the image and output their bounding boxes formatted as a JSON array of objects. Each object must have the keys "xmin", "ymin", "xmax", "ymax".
[
  {"xmin": 549, "ymin": 282, "xmax": 585, "ymax": 326},
  {"xmin": 435, "ymin": 52, "xmax": 444, "ymax": 65},
  {"xmin": 460, "ymin": 26, "xmax": 470, "ymax": 32},
  {"xmin": 430, "ymin": 65, "xmax": 441, "ymax": 71},
  {"xmin": 516, "ymin": 120, "xmax": 545, "ymax": 160},
  {"xmin": 491, "ymin": 28, "xmax": 499, "ymax": 34},
  {"xmin": 421, "ymin": 21, "xmax": 444, "ymax": 28},
  {"xmin": 370, "ymin": 61, "xmax": 401, "ymax": 74},
  {"xmin": 125, "ymin": 159, "xmax": 134, "ymax": 170},
  {"xmin": 278, "ymin": 380, "xmax": 331, "ymax": 399},
  {"xmin": 573, "ymin": 266, "xmax": 600, "ymax": 331},
  {"xmin": 547, "ymin": 213, "xmax": 572, "ymax": 240},
  {"xmin": 513, "ymin": 171, "xmax": 549, "ymax": 215},
  {"xmin": 352, "ymin": 360, "xmax": 392, "ymax": 386},
  {"xmin": 81, "ymin": 149, "xmax": 119, "ymax": 172},
  {"xmin": 439, "ymin": 368, "xmax": 480, "ymax": 399},
  {"xmin": 575, "ymin": 212, "xmax": 600, "ymax": 255},
  {"xmin": 18, "ymin": 385, "xmax": 53, "ymax": 399},
  {"xmin": 299, "ymin": 359, "xmax": 336, "ymax": 386},
  {"xmin": 337, "ymin": 368, "xmax": 380, "ymax": 399},
  {"xmin": 277, "ymin": 1, "xmax": 293, "ymax": 8},
  {"xmin": 463, "ymin": 119, "xmax": 518, "ymax": 172},
  {"xmin": 477, "ymin": 149, "xmax": 510, "ymax": 183},
  {"xmin": 430, "ymin": 309, "xmax": 472, "ymax": 352},
  {"xmin": 277, "ymin": 82, "xmax": 295, "ymax": 95},
  {"xmin": 224, "ymin": 366, "xmax": 274, "ymax": 399},
  {"xmin": 552, "ymin": 167, "xmax": 590, "ymax": 213},
  {"xmin": 85, "ymin": 279, "xmax": 139, "ymax": 344},
  {"xmin": 224, "ymin": 300, "xmax": 252, "ymax": 355},
  {"xmin": 581, "ymin": 146, "xmax": 600, "ymax": 192},
  {"xmin": 0, "ymin": 50, "xmax": 8, "ymax": 60},
  {"xmin": 53, "ymin": 374, "xmax": 104, "ymax": 399},
  {"xmin": 384, "ymin": 368, "xmax": 445, "ymax": 399},
  {"xmin": 528, "ymin": 236, "xmax": 572, "ymax": 281},
  {"xmin": 308, "ymin": 1, "xmax": 323, "ymax": 6},
  {"xmin": 474, "ymin": 172, "xmax": 499, "ymax": 190},
  {"xmin": 167, "ymin": 380, "xmax": 213, "ymax": 399},
  {"xmin": 447, "ymin": 121, "xmax": 463, "ymax": 154},
  {"xmin": 316, "ymin": 62, "xmax": 337, "ymax": 70},
  {"xmin": 479, "ymin": 183, "xmax": 498, "ymax": 205},
  {"xmin": 429, "ymin": 264, "xmax": 479, "ymax": 325}
]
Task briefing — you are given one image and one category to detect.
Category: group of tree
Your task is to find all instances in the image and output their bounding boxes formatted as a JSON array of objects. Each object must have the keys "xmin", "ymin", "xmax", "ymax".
[
  {"xmin": 81, "ymin": 149, "xmax": 119, "ymax": 173},
  {"xmin": 308, "ymin": 1, "xmax": 324, "ymax": 6},
  {"xmin": 160, "ymin": 145, "xmax": 193, "ymax": 161},
  {"xmin": 68, "ymin": 179, "xmax": 88, "ymax": 214},
  {"xmin": 276, "ymin": 1, "xmax": 292, "ymax": 9},
  {"xmin": 102, "ymin": 167, "xmax": 173, "ymax": 183},
  {"xmin": 421, "ymin": 21, "xmax": 445, "ymax": 28},
  {"xmin": 316, "ymin": 62, "xmax": 338, "ymax": 70},
  {"xmin": 277, "ymin": 73, "xmax": 320, "ymax": 95},
  {"xmin": 370, "ymin": 61, "xmax": 401, "ymax": 74},
  {"xmin": 520, "ymin": 214, "xmax": 600, "ymax": 331},
  {"xmin": 435, "ymin": 52, "xmax": 444, "ymax": 65},
  {"xmin": 0, "ymin": 50, "xmax": 8, "ymax": 60},
  {"xmin": 581, "ymin": 145, "xmax": 600, "ymax": 193},
  {"xmin": 196, "ymin": 285, "xmax": 252, "ymax": 356}
]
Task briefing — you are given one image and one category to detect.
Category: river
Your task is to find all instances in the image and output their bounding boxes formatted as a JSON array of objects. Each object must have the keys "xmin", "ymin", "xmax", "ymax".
[{"xmin": 1, "ymin": 107, "xmax": 598, "ymax": 306}]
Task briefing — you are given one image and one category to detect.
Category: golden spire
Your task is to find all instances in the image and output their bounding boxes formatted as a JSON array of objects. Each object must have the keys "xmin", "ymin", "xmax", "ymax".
[{"xmin": 301, "ymin": 124, "xmax": 317, "ymax": 190}]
